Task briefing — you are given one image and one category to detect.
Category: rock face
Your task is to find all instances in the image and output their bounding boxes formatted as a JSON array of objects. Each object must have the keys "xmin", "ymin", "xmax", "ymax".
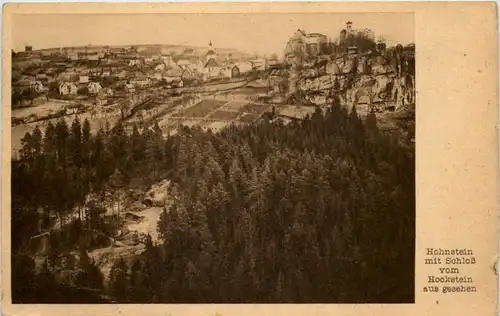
[
  {"xmin": 144, "ymin": 179, "xmax": 170, "ymax": 207},
  {"xmin": 273, "ymin": 31, "xmax": 415, "ymax": 115}
]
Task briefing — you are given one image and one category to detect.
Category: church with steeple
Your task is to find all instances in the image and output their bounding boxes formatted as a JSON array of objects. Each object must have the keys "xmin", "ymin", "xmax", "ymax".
[{"xmin": 202, "ymin": 40, "xmax": 222, "ymax": 80}]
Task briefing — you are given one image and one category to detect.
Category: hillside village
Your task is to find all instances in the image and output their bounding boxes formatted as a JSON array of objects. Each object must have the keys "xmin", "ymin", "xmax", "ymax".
[
  {"xmin": 12, "ymin": 21, "xmax": 416, "ymax": 304},
  {"xmin": 12, "ymin": 21, "xmax": 415, "ymax": 154}
]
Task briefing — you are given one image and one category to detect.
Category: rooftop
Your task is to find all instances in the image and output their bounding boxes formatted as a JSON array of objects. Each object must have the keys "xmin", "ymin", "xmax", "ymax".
[{"xmin": 205, "ymin": 58, "xmax": 220, "ymax": 68}]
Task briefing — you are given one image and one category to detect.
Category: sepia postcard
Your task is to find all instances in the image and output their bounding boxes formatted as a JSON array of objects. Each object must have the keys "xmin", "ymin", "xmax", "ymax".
[{"xmin": 1, "ymin": 2, "xmax": 498, "ymax": 316}]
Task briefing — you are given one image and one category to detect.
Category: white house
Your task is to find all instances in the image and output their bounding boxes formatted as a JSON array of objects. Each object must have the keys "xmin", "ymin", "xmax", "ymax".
[
  {"xmin": 88, "ymin": 82, "xmax": 102, "ymax": 94},
  {"xmin": 59, "ymin": 82, "xmax": 78, "ymax": 95}
]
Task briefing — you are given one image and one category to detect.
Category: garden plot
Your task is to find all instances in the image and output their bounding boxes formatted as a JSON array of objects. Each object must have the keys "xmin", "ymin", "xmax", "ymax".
[
  {"xmin": 239, "ymin": 113, "xmax": 260, "ymax": 123},
  {"xmin": 239, "ymin": 102, "xmax": 272, "ymax": 115},
  {"xmin": 173, "ymin": 99, "xmax": 226, "ymax": 118},
  {"xmin": 208, "ymin": 110, "xmax": 241, "ymax": 121},
  {"xmin": 220, "ymin": 100, "xmax": 248, "ymax": 111}
]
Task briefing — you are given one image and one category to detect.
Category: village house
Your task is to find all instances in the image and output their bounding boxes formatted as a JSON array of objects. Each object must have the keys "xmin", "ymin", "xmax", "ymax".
[
  {"xmin": 87, "ymin": 54, "xmax": 100, "ymax": 66},
  {"xmin": 68, "ymin": 52, "xmax": 79, "ymax": 61},
  {"xmin": 179, "ymin": 64, "xmax": 199, "ymax": 81},
  {"xmin": 235, "ymin": 62, "xmax": 253, "ymax": 76},
  {"xmin": 161, "ymin": 55, "xmax": 174, "ymax": 67},
  {"xmin": 153, "ymin": 72, "xmax": 163, "ymax": 81},
  {"xmin": 325, "ymin": 60, "xmax": 341, "ymax": 75},
  {"xmin": 59, "ymin": 82, "xmax": 78, "ymax": 95},
  {"xmin": 35, "ymin": 73, "xmax": 47, "ymax": 81},
  {"xmin": 304, "ymin": 33, "xmax": 329, "ymax": 58},
  {"xmin": 250, "ymin": 58, "xmax": 267, "ymax": 71},
  {"xmin": 57, "ymin": 72, "xmax": 73, "ymax": 82},
  {"xmin": 124, "ymin": 83, "xmax": 136, "ymax": 94},
  {"xmin": 176, "ymin": 59, "xmax": 193, "ymax": 67},
  {"xmin": 164, "ymin": 66, "xmax": 184, "ymax": 85},
  {"xmin": 117, "ymin": 70, "xmax": 129, "ymax": 80},
  {"xmin": 79, "ymin": 75, "xmax": 90, "ymax": 84},
  {"xmin": 88, "ymin": 82, "xmax": 102, "ymax": 94},
  {"xmin": 13, "ymin": 79, "xmax": 36, "ymax": 93},
  {"xmin": 203, "ymin": 58, "xmax": 222, "ymax": 80},
  {"xmin": 130, "ymin": 76, "xmax": 152, "ymax": 88},
  {"xmin": 98, "ymin": 87, "xmax": 114, "ymax": 98},
  {"xmin": 266, "ymin": 58, "xmax": 280, "ymax": 68},
  {"xmin": 129, "ymin": 59, "xmax": 143, "ymax": 67},
  {"xmin": 155, "ymin": 63, "xmax": 167, "ymax": 71},
  {"xmin": 32, "ymin": 81, "xmax": 46, "ymax": 93},
  {"xmin": 80, "ymin": 69, "xmax": 92, "ymax": 76}
]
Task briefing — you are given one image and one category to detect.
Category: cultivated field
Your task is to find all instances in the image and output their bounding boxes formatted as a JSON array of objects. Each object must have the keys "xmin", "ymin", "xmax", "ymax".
[
  {"xmin": 239, "ymin": 102, "xmax": 272, "ymax": 115},
  {"xmin": 239, "ymin": 113, "xmax": 260, "ymax": 123},
  {"xmin": 172, "ymin": 99, "xmax": 227, "ymax": 118}
]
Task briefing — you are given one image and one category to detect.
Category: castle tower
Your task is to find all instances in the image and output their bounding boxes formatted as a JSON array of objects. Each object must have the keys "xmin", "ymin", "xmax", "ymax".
[{"xmin": 346, "ymin": 21, "xmax": 353, "ymax": 34}]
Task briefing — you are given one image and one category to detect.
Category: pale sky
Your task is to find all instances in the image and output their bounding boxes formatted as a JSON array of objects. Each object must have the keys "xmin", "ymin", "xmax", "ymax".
[{"xmin": 12, "ymin": 13, "xmax": 414, "ymax": 56}]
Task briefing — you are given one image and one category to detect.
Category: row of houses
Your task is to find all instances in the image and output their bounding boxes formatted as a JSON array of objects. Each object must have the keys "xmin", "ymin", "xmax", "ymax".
[
  {"xmin": 58, "ymin": 81, "xmax": 113, "ymax": 96},
  {"xmin": 14, "ymin": 41, "xmax": 277, "ymax": 105}
]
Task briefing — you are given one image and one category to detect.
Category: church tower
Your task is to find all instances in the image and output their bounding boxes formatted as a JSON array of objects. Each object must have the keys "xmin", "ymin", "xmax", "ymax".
[{"xmin": 206, "ymin": 40, "xmax": 217, "ymax": 63}]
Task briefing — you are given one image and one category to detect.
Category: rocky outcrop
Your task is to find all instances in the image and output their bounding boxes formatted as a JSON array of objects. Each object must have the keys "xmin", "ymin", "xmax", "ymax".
[{"xmin": 272, "ymin": 49, "xmax": 415, "ymax": 114}]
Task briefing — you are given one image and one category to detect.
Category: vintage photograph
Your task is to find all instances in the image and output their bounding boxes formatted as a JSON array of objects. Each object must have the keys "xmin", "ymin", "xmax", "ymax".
[{"xmin": 10, "ymin": 13, "xmax": 415, "ymax": 304}]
